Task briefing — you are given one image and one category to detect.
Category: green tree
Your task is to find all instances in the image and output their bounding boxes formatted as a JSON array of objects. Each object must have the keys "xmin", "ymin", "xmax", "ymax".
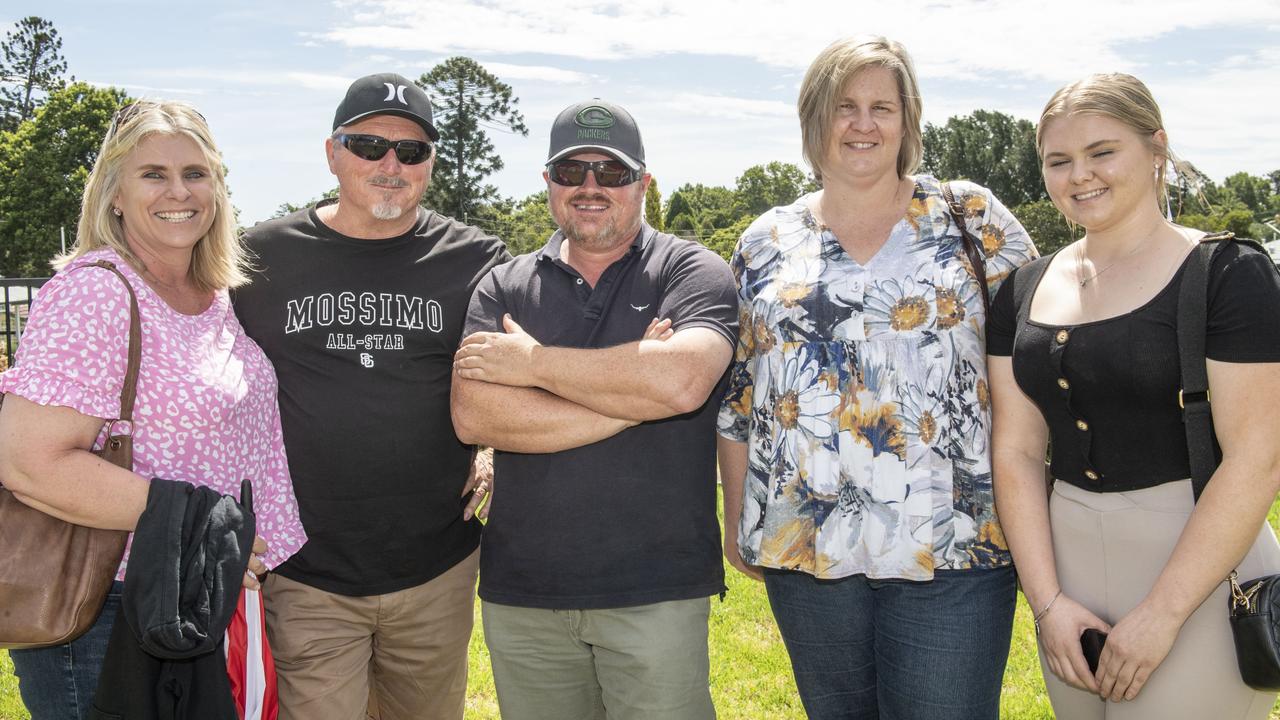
[
  {"xmin": 922, "ymin": 109, "xmax": 1044, "ymax": 207},
  {"xmin": 734, "ymin": 161, "xmax": 816, "ymax": 216},
  {"xmin": 1012, "ymin": 199, "xmax": 1078, "ymax": 256},
  {"xmin": 418, "ymin": 57, "xmax": 528, "ymax": 222},
  {"xmin": 270, "ymin": 187, "xmax": 339, "ymax": 219},
  {"xmin": 667, "ymin": 212, "xmax": 698, "ymax": 240},
  {"xmin": 664, "ymin": 191, "xmax": 692, "ymax": 230},
  {"xmin": 1177, "ymin": 208, "xmax": 1255, "ymax": 238},
  {"xmin": 644, "ymin": 178, "xmax": 664, "ymax": 232},
  {"xmin": 664, "ymin": 183, "xmax": 738, "ymax": 238},
  {"xmin": 703, "ymin": 216, "xmax": 753, "ymax": 262},
  {"xmin": 0, "ymin": 17, "xmax": 69, "ymax": 132},
  {"xmin": 1221, "ymin": 172, "xmax": 1275, "ymax": 220},
  {"xmin": 0, "ymin": 82, "xmax": 128, "ymax": 277},
  {"xmin": 476, "ymin": 191, "xmax": 555, "ymax": 256}
]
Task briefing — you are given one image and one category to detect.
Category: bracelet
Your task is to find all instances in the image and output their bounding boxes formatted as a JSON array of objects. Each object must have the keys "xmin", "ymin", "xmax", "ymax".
[{"xmin": 1032, "ymin": 589, "xmax": 1063, "ymax": 634}]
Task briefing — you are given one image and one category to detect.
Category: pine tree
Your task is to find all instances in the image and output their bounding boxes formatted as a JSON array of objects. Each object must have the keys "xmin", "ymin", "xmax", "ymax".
[
  {"xmin": 0, "ymin": 17, "xmax": 70, "ymax": 132},
  {"xmin": 417, "ymin": 57, "xmax": 528, "ymax": 222},
  {"xmin": 644, "ymin": 178, "xmax": 664, "ymax": 232}
]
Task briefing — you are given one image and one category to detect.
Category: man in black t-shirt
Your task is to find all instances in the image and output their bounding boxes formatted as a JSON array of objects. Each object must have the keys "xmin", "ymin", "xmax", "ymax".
[
  {"xmin": 232, "ymin": 74, "xmax": 508, "ymax": 720},
  {"xmin": 452, "ymin": 99, "xmax": 736, "ymax": 720}
]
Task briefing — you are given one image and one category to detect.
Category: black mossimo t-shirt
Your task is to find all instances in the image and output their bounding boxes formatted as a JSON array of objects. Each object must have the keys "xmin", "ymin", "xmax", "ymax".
[
  {"xmin": 464, "ymin": 225, "xmax": 738, "ymax": 609},
  {"xmin": 988, "ymin": 241, "xmax": 1280, "ymax": 491},
  {"xmin": 233, "ymin": 201, "xmax": 509, "ymax": 596}
]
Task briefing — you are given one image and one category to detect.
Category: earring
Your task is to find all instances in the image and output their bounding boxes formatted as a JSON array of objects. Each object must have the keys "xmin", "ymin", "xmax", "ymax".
[{"xmin": 112, "ymin": 207, "xmax": 122, "ymax": 217}]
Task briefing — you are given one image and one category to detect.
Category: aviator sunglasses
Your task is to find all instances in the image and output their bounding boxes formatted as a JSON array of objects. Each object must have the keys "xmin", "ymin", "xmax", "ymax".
[
  {"xmin": 546, "ymin": 159, "xmax": 642, "ymax": 188},
  {"xmin": 335, "ymin": 133, "xmax": 433, "ymax": 165}
]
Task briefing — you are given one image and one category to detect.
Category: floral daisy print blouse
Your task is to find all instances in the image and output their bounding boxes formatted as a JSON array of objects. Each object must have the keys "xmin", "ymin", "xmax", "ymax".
[{"xmin": 717, "ymin": 176, "xmax": 1037, "ymax": 581}]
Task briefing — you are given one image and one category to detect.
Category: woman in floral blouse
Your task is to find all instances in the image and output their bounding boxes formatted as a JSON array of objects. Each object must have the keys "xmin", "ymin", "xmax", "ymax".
[{"xmin": 716, "ymin": 36, "xmax": 1037, "ymax": 719}]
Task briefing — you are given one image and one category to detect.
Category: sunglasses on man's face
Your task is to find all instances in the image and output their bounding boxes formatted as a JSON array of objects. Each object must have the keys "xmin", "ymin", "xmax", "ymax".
[
  {"xmin": 546, "ymin": 159, "xmax": 641, "ymax": 188},
  {"xmin": 335, "ymin": 133, "xmax": 433, "ymax": 165}
]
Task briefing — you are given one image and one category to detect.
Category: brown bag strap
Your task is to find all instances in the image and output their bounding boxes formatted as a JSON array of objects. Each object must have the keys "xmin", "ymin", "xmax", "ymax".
[
  {"xmin": 77, "ymin": 260, "xmax": 142, "ymax": 424},
  {"xmin": 941, "ymin": 182, "xmax": 991, "ymax": 315}
]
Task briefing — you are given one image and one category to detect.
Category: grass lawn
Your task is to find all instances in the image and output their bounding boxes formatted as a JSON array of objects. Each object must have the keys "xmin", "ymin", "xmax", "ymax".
[{"xmin": 6, "ymin": 493, "xmax": 1280, "ymax": 719}]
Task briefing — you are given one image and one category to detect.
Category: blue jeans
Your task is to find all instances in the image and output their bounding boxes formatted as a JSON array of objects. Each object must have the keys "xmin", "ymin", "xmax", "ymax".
[
  {"xmin": 9, "ymin": 581, "xmax": 122, "ymax": 720},
  {"xmin": 764, "ymin": 566, "xmax": 1016, "ymax": 720}
]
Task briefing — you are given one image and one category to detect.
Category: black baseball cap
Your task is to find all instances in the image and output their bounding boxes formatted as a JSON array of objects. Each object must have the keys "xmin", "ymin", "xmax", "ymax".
[
  {"xmin": 332, "ymin": 73, "xmax": 439, "ymax": 141},
  {"xmin": 546, "ymin": 99, "xmax": 644, "ymax": 172}
]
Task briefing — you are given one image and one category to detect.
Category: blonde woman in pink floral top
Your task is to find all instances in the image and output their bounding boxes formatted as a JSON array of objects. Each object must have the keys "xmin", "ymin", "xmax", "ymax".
[{"xmin": 0, "ymin": 100, "xmax": 304, "ymax": 720}]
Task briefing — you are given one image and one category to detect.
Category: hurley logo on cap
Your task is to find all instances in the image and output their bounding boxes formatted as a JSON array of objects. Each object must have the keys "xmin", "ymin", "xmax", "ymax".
[
  {"xmin": 383, "ymin": 83, "xmax": 408, "ymax": 104},
  {"xmin": 576, "ymin": 105, "xmax": 614, "ymax": 141}
]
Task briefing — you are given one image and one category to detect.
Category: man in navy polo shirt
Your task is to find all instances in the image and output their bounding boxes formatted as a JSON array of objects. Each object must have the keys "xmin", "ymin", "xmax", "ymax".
[{"xmin": 451, "ymin": 99, "xmax": 737, "ymax": 720}]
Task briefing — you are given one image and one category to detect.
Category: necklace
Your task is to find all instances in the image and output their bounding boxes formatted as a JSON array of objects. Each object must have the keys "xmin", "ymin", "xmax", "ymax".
[{"xmin": 1075, "ymin": 230, "xmax": 1159, "ymax": 287}]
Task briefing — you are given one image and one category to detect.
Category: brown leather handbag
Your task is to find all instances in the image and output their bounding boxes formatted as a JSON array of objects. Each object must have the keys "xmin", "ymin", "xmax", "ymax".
[{"xmin": 0, "ymin": 260, "xmax": 139, "ymax": 649}]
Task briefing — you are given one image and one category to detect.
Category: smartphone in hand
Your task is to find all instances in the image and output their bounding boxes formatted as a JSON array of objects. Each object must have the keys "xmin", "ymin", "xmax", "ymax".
[{"xmin": 1081, "ymin": 628, "xmax": 1108, "ymax": 674}]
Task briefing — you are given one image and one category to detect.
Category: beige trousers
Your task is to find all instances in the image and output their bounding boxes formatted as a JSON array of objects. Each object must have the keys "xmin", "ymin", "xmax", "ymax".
[
  {"xmin": 263, "ymin": 549, "xmax": 479, "ymax": 720},
  {"xmin": 1043, "ymin": 479, "xmax": 1280, "ymax": 719}
]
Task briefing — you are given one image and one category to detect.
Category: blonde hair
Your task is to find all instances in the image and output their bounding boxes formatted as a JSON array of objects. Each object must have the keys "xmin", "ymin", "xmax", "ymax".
[
  {"xmin": 1037, "ymin": 73, "xmax": 1172, "ymax": 209},
  {"xmin": 54, "ymin": 99, "xmax": 247, "ymax": 292},
  {"xmin": 797, "ymin": 35, "xmax": 924, "ymax": 182}
]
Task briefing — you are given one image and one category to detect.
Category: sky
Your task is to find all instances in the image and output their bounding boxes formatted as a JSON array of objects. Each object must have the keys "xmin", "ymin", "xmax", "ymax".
[{"xmin": 9, "ymin": 0, "xmax": 1280, "ymax": 226}]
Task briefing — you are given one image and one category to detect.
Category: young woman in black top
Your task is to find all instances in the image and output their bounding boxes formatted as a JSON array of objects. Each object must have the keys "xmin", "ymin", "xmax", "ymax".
[{"xmin": 988, "ymin": 73, "xmax": 1280, "ymax": 719}]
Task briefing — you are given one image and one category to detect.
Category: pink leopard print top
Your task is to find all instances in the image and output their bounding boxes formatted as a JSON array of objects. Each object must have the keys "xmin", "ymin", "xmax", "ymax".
[{"xmin": 0, "ymin": 248, "xmax": 306, "ymax": 577}]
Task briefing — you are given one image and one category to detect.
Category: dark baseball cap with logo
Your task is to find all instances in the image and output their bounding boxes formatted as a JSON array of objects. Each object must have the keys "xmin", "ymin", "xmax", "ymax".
[
  {"xmin": 546, "ymin": 99, "xmax": 645, "ymax": 172},
  {"xmin": 333, "ymin": 72, "xmax": 440, "ymax": 141}
]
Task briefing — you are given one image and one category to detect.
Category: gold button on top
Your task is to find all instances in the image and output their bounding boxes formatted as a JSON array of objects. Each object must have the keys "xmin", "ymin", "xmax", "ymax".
[
  {"xmin": 1057, "ymin": 378, "xmax": 1070, "ymax": 390},
  {"xmin": 1076, "ymin": 419, "xmax": 1089, "ymax": 431},
  {"xmin": 1055, "ymin": 329, "xmax": 1070, "ymax": 344},
  {"xmin": 1085, "ymin": 470, "xmax": 1099, "ymax": 481}
]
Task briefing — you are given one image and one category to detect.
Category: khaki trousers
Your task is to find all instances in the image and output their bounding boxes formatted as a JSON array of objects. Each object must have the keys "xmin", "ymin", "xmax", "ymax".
[
  {"xmin": 482, "ymin": 597, "xmax": 716, "ymax": 720},
  {"xmin": 263, "ymin": 549, "xmax": 479, "ymax": 720},
  {"xmin": 1043, "ymin": 480, "xmax": 1280, "ymax": 719}
]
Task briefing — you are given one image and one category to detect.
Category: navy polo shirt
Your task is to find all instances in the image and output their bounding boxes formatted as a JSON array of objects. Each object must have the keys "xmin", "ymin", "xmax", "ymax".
[{"xmin": 462, "ymin": 224, "xmax": 738, "ymax": 609}]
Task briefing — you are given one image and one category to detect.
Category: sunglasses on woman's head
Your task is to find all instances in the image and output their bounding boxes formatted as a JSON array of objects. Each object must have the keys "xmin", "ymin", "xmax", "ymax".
[
  {"xmin": 546, "ymin": 159, "xmax": 641, "ymax": 188},
  {"xmin": 335, "ymin": 133, "xmax": 433, "ymax": 165},
  {"xmin": 107, "ymin": 101, "xmax": 208, "ymax": 139}
]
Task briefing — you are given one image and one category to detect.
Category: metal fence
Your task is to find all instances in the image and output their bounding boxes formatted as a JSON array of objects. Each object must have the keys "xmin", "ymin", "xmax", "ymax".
[{"xmin": 2, "ymin": 277, "xmax": 50, "ymax": 370}]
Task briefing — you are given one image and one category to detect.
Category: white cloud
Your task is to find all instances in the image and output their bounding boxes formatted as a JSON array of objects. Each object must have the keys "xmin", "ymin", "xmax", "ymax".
[
  {"xmin": 83, "ymin": 80, "xmax": 206, "ymax": 96},
  {"xmin": 479, "ymin": 62, "xmax": 594, "ymax": 85},
  {"xmin": 1149, "ymin": 46, "xmax": 1280, "ymax": 181},
  {"xmin": 313, "ymin": 0, "xmax": 1280, "ymax": 85},
  {"xmin": 657, "ymin": 93, "xmax": 794, "ymax": 122},
  {"xmin": 137, "ymin": 68, "xmax": 353, "ymax": 91},
  {"xmin": 284, "ymin": 72, "xmax": 356, "ymax": 91}
]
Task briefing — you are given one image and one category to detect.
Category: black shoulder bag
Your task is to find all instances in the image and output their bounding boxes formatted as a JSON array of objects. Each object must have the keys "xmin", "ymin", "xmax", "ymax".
[{"xmin": 1176, "ymin": 231, "xmax": 1280, "ymax": 692}]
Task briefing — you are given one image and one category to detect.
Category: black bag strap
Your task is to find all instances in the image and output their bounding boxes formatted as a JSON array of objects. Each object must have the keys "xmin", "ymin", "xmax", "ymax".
[
  {"xmin": 1176, "ymin": 231, "xmax": 1269, "ymax": 501},
  {"xmin": 942, "ymin": 182, "xmax": 991, "ymax": 315}
]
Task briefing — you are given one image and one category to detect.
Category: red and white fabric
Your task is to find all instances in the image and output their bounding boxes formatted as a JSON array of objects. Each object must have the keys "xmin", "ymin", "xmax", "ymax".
[{"xmin": 225, "ymin": 588, "xmax": 278, "ymax": 720}]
